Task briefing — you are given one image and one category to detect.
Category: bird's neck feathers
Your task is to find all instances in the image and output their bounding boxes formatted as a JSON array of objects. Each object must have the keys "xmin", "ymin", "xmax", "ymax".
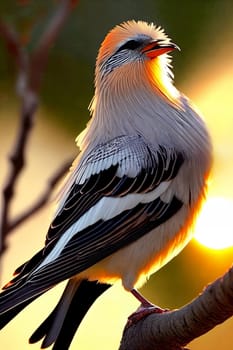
[
  {"xmin": 145, "ymin": 57, "xmax": 180, "ymax": 105},
  {"xmin": 77, "ymin": 58, "xmax": 180, "ymax": 152}
]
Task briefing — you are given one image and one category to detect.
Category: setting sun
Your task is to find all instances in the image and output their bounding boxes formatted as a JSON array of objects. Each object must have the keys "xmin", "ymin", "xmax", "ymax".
[{"xmin": 194, "ymin": 197, "xmax": 233, "ymax": 250}]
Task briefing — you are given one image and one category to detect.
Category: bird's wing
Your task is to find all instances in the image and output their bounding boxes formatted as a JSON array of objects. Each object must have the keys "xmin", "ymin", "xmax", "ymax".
[{"xmin": 0, "ymin": 135, "xmax": 184, "ymax": 311}]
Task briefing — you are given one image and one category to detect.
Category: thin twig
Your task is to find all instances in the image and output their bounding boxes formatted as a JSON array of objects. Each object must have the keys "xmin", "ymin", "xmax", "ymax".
[
  {"xmin": 30, "ymin": 0, "xmax": 79, "ymax": 92},
  {"xmin": 7, "ymin": 158, "xmax": 72, "ymax": 232},
  {"xmin": 1, "ymin": 94, "xmax": 38, "ymax": 252},
  {"xmin": 0, "ymin": 20, "xmax": 27, "ymax": 71},
  {"xmin": 0, "ymin": 0, "xmax": 78, "ymax": 255},
  {"xmin": 0, "ymin": 20, "xmax": 33, "ymax": 248}
]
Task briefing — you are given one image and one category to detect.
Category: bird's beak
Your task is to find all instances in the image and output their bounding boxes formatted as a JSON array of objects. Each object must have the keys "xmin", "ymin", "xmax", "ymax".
[{"xmin": 142, "ymin": 40, "xmax": 180, "ymax": 59}]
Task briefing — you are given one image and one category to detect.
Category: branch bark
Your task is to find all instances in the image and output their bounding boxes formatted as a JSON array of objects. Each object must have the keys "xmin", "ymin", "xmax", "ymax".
[
  {"xmin": 119, "ymin": 266, "xmax": 233, "ymax": 350},
  {"xmin": 0, "ymin": 0, "xmax": 78, "ymax": 255}
]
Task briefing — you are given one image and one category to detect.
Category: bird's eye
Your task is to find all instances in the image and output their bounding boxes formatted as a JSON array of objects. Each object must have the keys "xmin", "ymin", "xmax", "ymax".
[{"xmin": 117, "ymin": 39, "xmax": 141, "ymax": 52}]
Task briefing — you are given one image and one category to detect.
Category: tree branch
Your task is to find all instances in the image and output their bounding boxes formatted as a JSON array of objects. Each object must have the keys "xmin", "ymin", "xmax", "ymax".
[
  {"xmin": 0, "ymin": 0, "xmax": 78, "ymax": 255},
  {"xmin": 0, "ymin": 20, "xmax": 28, "ymax": 72},
  {"xmin": 119, "ymin": 266, "xmax": 233, "ymax": 350},
  {"xmin": 30, "ymin": 0, "xmax": 79, "ymax": 92},
  {"xmin": 7, "ymin": 158, "xmax": 72, "ymax": 232}
]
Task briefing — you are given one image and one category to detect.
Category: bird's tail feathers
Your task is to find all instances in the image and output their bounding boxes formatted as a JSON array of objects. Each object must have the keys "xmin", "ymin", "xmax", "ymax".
[
  {"xmin": 29, "ymin": 279, "xmax": 111, "ymax": 349},
  {"xmin": 29, "ymin": 279, "xmax": 81, "ymax": 348}
]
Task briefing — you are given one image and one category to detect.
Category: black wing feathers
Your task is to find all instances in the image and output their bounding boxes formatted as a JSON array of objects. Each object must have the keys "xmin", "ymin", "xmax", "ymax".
[
  {"xmin": 47, "ymin": 143, "xmax": 183, "ymax": 245},
  {"xmin": 0, "ymin": 136, "xmax": 184, "ymax": 319},
  {"xmin": 26, "ymin": 196, "xmax": 183, "ymax": 291}
]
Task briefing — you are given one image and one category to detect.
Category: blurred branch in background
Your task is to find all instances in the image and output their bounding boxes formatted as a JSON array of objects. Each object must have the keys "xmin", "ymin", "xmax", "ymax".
[
  {"xmin": 0, "ymin": 0, "xmax": 78, "ymax": 256},
  {"xmin": 120, "ymin": 266, "xmax": 233, "ymax": 350}
]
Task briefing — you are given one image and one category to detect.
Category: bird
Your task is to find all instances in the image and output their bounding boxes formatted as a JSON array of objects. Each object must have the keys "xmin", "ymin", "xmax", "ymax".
[{"xmin": 0, "ymin": 20, "xmax": 212, "ymax": 349}]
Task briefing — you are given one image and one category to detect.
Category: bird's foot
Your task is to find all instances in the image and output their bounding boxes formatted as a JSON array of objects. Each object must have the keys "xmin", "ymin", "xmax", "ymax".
[
  {"xmin": 126, "ymin": 303, "xmax": 167, "ymax": 328},
  {"xmin": 124, "ymin": 289, "xmax": 169, "ymax": 330}
]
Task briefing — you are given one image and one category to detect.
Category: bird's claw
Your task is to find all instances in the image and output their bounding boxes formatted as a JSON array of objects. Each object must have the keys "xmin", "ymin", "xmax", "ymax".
[{"xmin": 125, "ymin": 304, "xmax": 168, "ymax": 330}]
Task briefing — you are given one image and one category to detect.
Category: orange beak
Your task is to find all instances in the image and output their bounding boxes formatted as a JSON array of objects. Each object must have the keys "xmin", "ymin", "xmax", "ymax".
[{"xmin": 141, "ymin": 41, "xmax": 180, "ymax": 59}]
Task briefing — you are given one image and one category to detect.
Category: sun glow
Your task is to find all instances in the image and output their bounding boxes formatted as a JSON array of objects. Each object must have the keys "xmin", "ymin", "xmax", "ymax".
[{"xmin": 194, "ymin": 197, "xmax": 233, "ymax": 250}]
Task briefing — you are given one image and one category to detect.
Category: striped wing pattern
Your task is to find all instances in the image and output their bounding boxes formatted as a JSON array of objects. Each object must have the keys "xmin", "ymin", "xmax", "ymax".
[{"xmin": 0, "ymin": 135, "xmax": 184, "ymax": 313}]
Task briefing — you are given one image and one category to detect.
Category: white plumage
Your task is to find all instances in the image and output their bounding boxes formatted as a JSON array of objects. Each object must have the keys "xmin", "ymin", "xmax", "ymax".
[{"xmin": 0, "ymin": 20, "xmax": 212, "ymax": 349}]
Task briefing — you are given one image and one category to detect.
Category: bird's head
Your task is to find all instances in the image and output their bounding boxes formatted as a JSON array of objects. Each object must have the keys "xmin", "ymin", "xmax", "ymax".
[{"xmin": 93, "ymin": 20, "xmax": 180, "ymax": 105}]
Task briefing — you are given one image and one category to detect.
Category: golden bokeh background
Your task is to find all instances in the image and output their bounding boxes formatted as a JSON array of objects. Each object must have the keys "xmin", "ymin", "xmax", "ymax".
[{"xmin": 0, "ymin": 1, "xmax": 233, "ymax": 349}]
